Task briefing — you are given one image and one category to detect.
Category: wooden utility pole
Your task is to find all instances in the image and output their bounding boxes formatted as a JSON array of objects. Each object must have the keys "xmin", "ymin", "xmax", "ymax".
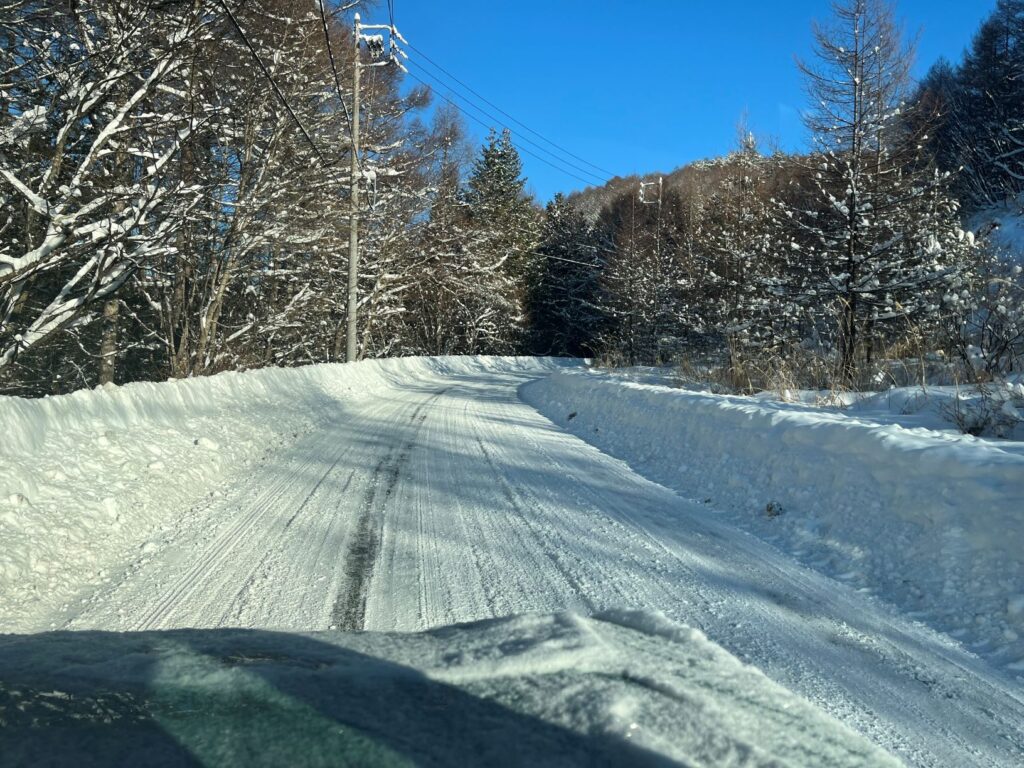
[{"xmin": 345, "ymin": 13, "xmax": 362, "ymax": 363}]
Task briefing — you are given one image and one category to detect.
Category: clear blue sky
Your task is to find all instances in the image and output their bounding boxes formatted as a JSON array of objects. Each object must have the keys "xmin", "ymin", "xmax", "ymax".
[{"xmin": 387, "ymin": 1, "xmax": 996, "ymax": 202}]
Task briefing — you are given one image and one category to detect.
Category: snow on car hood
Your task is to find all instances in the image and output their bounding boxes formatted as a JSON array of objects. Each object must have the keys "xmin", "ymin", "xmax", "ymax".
[{"xmin": 0, "ymin": 611, "xmax": 898, "ymax": 767}]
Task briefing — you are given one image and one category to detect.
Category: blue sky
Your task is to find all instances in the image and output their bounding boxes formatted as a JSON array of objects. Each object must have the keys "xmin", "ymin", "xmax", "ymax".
[{"xmin": 388, "ymin": 1, "xmax": 996, "ymax": 201}]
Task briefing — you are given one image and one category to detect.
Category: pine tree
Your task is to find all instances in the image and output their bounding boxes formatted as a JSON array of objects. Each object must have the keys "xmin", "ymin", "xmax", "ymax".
[
  {"xmin": 529, "ymin": 194, "xmax": 604, "ymax": 357},
  {"xmin": 407, "ymin": 105, "xmax": 478, "ymax": 355},
  {"xmin": 597, "ymin": 183, "xmax": 684, "ymax": 365},
  {"xmin": 463, "ymin": 128, "xmax": 540, "ymax": 352},
  {"xmin": 699, "ymin": 140, "xmax": 793, "ymax": 375}
]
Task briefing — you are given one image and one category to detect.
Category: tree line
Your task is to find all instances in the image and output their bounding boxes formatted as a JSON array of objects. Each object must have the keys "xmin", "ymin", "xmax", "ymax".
[
  {"xmin": 0, "ymin": 0, "xmax": 540, "ymax": 395},
  {"xmin": 533, "ymin": 0, "xmax": 1024, "ymax": 388},
  {"xmin": 1, "ymin": 0, "xmax": 1022, "ymax": 397}
]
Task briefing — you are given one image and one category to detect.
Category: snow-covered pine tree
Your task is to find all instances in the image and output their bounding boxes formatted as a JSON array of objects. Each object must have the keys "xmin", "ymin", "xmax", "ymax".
[
  {"xmin": 463, "ymin": 128, "xmax": 540, "ymax": 353},
  {"xmin": 787, "ymin": 0, "xmax": 974, "ymax": 384},
  {"xmin": 596, "ymin": 182, "xmax": 684, "ymax": 365},
  {"xmin": 528, "ymin": 193, "xmax": 604, "ymax": 357},
  {"xmin": 697, "ymin": 138, "xmax": 791, "ymax": 377},
  {"xmin": 406, "ymin": 106, "xmax": 487, "ymax": 355}
]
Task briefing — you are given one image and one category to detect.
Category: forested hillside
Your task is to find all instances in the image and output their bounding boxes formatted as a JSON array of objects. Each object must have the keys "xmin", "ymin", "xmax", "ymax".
[
  {"xmin": 549, "ymin": 0, "xmax": 1024, "ymax": 389},
  {"xmin": 2, "ymin": 0, "xmax": 1022, "ymax": 396}
]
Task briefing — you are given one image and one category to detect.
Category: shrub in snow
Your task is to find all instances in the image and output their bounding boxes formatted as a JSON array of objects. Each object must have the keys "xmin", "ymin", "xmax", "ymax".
[{"xmin": 943, "ymin": 381, "xmax": 1024, "ymax": 438}]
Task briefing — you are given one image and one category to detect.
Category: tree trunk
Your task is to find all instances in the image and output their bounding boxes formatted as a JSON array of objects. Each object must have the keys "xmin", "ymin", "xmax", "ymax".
[{"xmin": 98, "ymin": 298, "xmax": 119, "ymax": 385}]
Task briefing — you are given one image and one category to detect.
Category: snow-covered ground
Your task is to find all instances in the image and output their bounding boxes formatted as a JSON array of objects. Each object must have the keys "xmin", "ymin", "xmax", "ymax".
[
  {"xmin": 2, "ymin": 357, "xmax": 1024, "ymax": 766},
  {"xmin": 0, "ymin": 357, "xmax": 560, "ymax": 630},
  {"xmin": 523, "ymin": 368, "xmax": 1024, "ymax": 673}
]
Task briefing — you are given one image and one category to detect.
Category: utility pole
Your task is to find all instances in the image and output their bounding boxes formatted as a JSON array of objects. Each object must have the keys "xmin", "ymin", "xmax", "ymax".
[
  {"xmin": 345, "ymin": 13, "xmax": 362, "ymax": 363},
  {"xmin": 343, "ymin": 12, "xmax": 406, "ymax": 363}
]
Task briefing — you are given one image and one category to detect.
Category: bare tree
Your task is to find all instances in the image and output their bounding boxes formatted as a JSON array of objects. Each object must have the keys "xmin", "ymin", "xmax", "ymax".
[{"xmin": 790, "ymin": 0, "xmax": 972, "ymax": 383}]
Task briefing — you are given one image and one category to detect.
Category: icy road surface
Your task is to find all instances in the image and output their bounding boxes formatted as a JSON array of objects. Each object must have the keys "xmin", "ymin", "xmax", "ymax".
[{"xmin": 56, "ymin": 366, "xmax": 1024, "ymax": 767}]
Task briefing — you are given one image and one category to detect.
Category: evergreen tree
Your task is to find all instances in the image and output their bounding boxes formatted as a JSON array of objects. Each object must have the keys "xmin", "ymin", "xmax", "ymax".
[
  {"xmin": 529, "ymin": 194, "xmax": 604, "ymax": 357},
  {"xmin": 407, "ymin": 105, "xmax": 478, "ymax": 355},
  {"xmin": 597, "ymin": 183, "xmax": 685, "ymax": 365},
  {"xmin": 700, "ymin": 142, "xmax": 795, "ymax": 374},
  {"xmin": 463, "ymin": 129, "xmax": 540, "ymax": 352}
]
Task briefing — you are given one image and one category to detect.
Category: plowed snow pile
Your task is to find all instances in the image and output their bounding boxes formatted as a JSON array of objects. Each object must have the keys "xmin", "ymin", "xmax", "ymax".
[{"xmin": 522, "ymin": 369, "xmax": 1024, "ymax": 672}]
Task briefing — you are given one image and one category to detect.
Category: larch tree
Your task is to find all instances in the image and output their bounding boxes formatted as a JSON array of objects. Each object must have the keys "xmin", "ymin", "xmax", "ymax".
[
  {"xmin": 788, "ymin": 0, "xmax": 973, "ymax": 383},
  {"xmin": 955, "ymin": 0, "xmax": 1024, "ymax": 208}
]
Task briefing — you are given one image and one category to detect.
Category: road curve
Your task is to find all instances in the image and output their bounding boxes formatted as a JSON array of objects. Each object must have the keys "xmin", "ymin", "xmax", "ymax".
[{"xmin": 63, "ymin": 366, "xmax": 1024, "ymax": 767}]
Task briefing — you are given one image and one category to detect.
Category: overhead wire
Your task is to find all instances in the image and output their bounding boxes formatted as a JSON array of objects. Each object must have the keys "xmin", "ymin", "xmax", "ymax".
[
  {"xmin": 224, "ymin": 0, "xmax": 615, "ymax": 268},
  {"xmin": 387, "ymin": 1, "xmax": 611, "ymax": 268},
  {"xmin": 316, "ymin": 0, "xmax": 354, "ymax": 137},
  {"xmin": 217, "ymin": 0, "xmax": 334, "ymax": 171},
  {"xmin": 403, "ymin": 67, "xmax": 606, "ymax": 189},
  {"xmin": 403, "ymin": 56, "xmax": 607, "ymax": 186},
  {"xmin": 403, "ymin": 39, "xmax": 615, "ymax": 178},
  {"xmin": 316, "ymin": 0, "xmax": 363, "ymax": 175}
]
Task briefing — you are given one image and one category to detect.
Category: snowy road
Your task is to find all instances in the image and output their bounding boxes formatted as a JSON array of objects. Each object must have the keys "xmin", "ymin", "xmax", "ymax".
[{"xmin": 58, "ymin": 366, "xmax": 1024, "ymax": 767}]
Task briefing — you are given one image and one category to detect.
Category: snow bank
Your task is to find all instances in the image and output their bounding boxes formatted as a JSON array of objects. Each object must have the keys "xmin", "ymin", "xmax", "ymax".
[
  {"xmin": 522, "ymin": 370, "xmax": 1024, "ymax": 671},
  {"xmin": 0, "ymin": 356, "xmax": 564, "ymax": 632},
  {"xmin": 0, "ymin": 611, "xmax": 899, "ymax": 767}
]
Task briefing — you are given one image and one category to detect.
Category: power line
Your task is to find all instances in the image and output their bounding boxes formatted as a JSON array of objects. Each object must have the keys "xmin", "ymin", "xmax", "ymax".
[
  {"xmin": 316, "ymin": 0, "xmax": 354, "ymax": 137},
  {"xmin": 224, "ymin": 3, "xmax": 606, "ymax": 225},
  {"xmin": 318, "ymin": 4, "xmax": 607, "ymax": 191},
  {"xmin": 404, "ymin": 54, "xmax": 606, "ymax": 186},
  {"xmin": 218, "ymin": 5, "xmax": 612, "ymax": 279},
  {"xmin": 404, "ymin": 39, "xmax": 616, "ymax": 178},
  {"xmin": 217, "ymin": 0, "xmax": 333, "ymax": 170},
  {"xmin": 315, "ymin": 0, "xmax": 363, "ymax": 176},
  {"xmin": 403, "ymin": 68, "xmax": 602, "ymax": 191},
  {"xmin": 404, "ymin": 66, "xmax": 606, "ymax": 189}
]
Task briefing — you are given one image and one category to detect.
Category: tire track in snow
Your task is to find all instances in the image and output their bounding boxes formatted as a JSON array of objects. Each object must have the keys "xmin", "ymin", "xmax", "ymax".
[
  {"xmin": 473, "ymin": 433, "xmax": 598, "ymax": 614},
  {"xmin": 408, "ymin": 394, "xmax": 501, "ymax": 627},
  {"xmin": 331, "ymin": 389, "xmax": 446, "ymax": 631},
  {"xmin": 499, "ymin": 377, "xmax": 1024, "ymax": 767},
  {"xmin": 60, "ymin": 364, "xmax": 1024, "ymax": 767},
  {"xmin": 127, "ymin": 429, "xmax": 349, "ymax": 631}
]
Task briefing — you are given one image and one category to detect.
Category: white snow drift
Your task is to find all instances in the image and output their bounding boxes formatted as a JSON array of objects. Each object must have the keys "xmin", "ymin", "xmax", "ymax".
[
  {"xmin": 2, "ymin": 356, "xmax": 1023, "ymax": 767},
  {"xmin": 522, "ymin": 368, "xmax": 1024, "ymax": 672}
]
